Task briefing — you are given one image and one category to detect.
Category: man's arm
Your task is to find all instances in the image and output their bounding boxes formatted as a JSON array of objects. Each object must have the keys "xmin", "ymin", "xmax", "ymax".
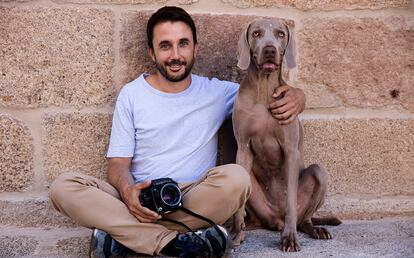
[
  {"xmin": 107, "ymin": 157, "xmax": 161, "ymax": 222},
  {"xmin": 268, "ymin": 84, "xmax": 306, "ymax": 125}
]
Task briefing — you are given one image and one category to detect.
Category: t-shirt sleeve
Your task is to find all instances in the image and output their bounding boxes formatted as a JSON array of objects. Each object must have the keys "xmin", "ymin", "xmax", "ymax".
[
  {"xmin": 106, "ymin": 89, "xmax": 135, "ymax": 158},
  {"xmin": 223, "ymin": 81, "xmax": 240, "ymax": 118}
]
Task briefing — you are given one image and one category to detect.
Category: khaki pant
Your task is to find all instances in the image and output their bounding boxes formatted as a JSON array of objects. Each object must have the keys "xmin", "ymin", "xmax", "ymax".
[{"xmin": 49, "ymin": 164, "xmax": 251, "ymax": 255}]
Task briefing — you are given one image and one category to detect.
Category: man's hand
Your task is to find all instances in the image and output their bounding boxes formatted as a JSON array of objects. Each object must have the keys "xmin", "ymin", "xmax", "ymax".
[
  {"xmin": 119, "ymin": 180, "xmax": 161, "ymax": 223},
  {"xmin": 268, "ymin": 85, "xmax": 306, "ymax": 125},
  {"xmin": 107, "ymin": 157, "xmax": 161, "ymax": 223}
]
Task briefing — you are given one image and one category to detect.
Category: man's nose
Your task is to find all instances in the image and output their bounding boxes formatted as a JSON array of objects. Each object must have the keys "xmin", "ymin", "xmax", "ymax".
[{"xmin": 170, "ymin": 45, "xmax": 180, "ymax": 59}]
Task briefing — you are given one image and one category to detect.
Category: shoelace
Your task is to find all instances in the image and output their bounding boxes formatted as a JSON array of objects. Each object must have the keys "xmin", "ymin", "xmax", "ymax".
[
  {"xmin": 161, "ymin": 207, "xmax": 227, "ymax": 257},
  {"xmin": 180, "ymin": 232, "xmax": 212, "ymax": 258}
]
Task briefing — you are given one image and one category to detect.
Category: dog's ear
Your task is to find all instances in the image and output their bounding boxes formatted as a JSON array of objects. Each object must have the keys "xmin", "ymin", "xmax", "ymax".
[
  {"xmin": 237, "ymin": 23, "xmax": 251, "ymax": 70},
  {"xmin": 284, "ymin": 21, "xmax": 297, "ymax": 69}
]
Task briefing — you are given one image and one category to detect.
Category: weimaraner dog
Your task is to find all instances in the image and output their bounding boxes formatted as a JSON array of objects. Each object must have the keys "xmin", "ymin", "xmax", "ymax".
[{"xmin": 231, "ymin": 18, "xmax": 341, "ymax": 252}]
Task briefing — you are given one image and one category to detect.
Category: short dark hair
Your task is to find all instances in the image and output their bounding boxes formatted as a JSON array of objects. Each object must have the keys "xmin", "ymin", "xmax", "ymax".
[{"xmin": 146, "ymin": 6, "xmax": 197, "ymax": 50}]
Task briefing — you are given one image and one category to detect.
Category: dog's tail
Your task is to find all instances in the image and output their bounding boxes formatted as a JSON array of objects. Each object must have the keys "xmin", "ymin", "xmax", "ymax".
[{"xmin": 311, "ymin": 217, "xmax": 342, "ymax": 226}]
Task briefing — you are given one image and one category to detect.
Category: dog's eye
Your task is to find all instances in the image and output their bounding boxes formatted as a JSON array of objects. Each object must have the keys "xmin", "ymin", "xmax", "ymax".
[
  {"xmin": 252, "ymin": 31, "xmax": 260, "ymax": 38},
  {"xmin": 278, "ymin": 31, "xmax": 285, "ymax": 38}
]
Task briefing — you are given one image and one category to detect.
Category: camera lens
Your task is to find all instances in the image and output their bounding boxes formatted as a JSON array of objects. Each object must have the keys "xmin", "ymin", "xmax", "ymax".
[{"xmin": 160, "ymin": 183, "xmax": 181, "ymax": 207}]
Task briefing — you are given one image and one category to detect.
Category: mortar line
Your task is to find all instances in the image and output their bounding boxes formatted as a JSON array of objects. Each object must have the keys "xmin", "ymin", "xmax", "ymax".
[
  {"xmin": 300, "ymin": 107, "xmax": 414, "ymax": 120},
  {"xmin": 25, "ymin": 111, "xmax": 44, "ymax": 194},
  {"xmin": 2, "ymin": 106, "xmax": 413, "ymax": 118},
  {"xmin": 0, "ymin": 105, "xmax": 114, "ymax": 114},
  {"xmin": 1, "ymin": 190, "xmax": 413, "ymax": 200}
]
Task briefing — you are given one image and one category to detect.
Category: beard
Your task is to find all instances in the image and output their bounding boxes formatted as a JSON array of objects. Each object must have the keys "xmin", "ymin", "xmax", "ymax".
[{"xmin": 155, "ymin": 57, "xmax": 195, "ymax": 82}]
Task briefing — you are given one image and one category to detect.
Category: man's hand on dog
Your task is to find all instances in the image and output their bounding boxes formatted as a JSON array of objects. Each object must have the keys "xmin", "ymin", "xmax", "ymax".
[
  {"xmin": 120, "ymin": 180, "xmax": 162, "ymax": 223},
  {"xmin": 269, "ymin": 85, "xmax": 306, "ymax": 125}
]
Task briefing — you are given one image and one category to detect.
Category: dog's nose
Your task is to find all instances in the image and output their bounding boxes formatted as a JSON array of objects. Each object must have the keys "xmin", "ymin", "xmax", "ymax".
[{"xmin": 263, "ymin": 46, "xmax": 276, "ymax": 58}]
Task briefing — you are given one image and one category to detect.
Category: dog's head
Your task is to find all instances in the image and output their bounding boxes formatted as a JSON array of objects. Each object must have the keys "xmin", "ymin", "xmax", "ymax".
[{"xmin": 237, "ymin": 18, "xmax": 296, "ymax": 73}]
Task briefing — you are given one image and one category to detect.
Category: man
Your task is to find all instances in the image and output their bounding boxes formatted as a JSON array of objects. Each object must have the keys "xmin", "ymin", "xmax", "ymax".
[{"xmin": 49, "ymin": 6, "xmax": 305, "ymax": 258}]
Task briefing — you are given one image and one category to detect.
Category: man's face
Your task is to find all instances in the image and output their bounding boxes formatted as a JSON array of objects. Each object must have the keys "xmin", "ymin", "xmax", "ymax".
[{"xmin": 149, "ymin": 21, "xmax": 197, "ymax": 82}]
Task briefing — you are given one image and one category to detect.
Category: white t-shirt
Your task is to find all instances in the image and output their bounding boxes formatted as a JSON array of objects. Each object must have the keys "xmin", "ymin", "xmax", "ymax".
[{"xmin": 106, "ymin": 73, "xmax": 239, "ymax": 183}]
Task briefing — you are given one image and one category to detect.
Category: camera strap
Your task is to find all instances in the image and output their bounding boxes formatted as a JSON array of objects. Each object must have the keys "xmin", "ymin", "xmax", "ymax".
[
  {"xmin": 161, "ymin": 206, "xmax": 216, "ymax": 230},
  {"xmin": 160, "ymin": 206, "xmax": 227, "ymax": 257}
]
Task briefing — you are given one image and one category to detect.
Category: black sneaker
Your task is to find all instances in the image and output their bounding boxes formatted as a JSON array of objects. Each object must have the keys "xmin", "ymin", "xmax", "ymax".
[
  {"xmin": 175, "ymin": 225, "xmax": 230, "ymax": 258},
  {"xmin": 89, "ymin": 228, "xmax": 130, "ymax": 258}
]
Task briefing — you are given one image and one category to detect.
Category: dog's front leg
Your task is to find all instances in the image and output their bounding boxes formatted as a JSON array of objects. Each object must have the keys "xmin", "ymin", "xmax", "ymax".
[
  {"xmin": 280, "ymin": 147, "xmax": 301, "ymax": 252},
  {"xmin": 231, "ymin": 144, "xmax": 253, "ymax": 246}
]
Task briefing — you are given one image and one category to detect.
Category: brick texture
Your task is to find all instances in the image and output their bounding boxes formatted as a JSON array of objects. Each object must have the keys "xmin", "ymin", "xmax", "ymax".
[
  {"xmin": 298, "ymin": 17, "xmax": 414, "ymax": 112},
  {"xmin": 222, "ymin": 0, "xmax": 410, "ymax": 10},
  {"xmin": 0, "ymin": 236, "xmax": 38, "ymax": 257},
  {"xmin": 0, "ymin": 199, "xmax": 77, "ymax": 227},
  {"xmin": 53, "ymin": 0, "xmax": 197, "ymax": 3},
  {"xmin": 0, "ymin": 7, "xmax": 114, "ymax": 108},
  {"xmin": 303, "ymin": 119, "xmax": 414, "ymax": 196},
  {"xmin": 42, "ymin": 112, "xmax": 112, "ymax": 183},
  {"xmin": 0, "ymin": 114, "xmax": 33, "ymax": 192}
]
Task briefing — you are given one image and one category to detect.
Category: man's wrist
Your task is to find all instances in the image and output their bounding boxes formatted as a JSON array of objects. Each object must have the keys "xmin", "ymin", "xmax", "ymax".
[{"xmin": 115, "ymin": 175, "xmax": 133, "ymax": 196}]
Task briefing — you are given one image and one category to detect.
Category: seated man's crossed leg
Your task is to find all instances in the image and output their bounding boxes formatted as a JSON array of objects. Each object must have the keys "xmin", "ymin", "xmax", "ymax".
[{"xmin": 49, "ymin": 164, "xmax": 250, "ymax": 257}]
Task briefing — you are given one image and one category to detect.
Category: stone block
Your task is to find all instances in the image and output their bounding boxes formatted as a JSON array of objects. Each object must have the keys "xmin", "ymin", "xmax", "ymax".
[
  {"xmin": 192, "ymin": 15, "xmax": 255, "ymax": 83},
  {"xmin": 302, "ymin": 119, "xmax": 414, "ymax": 196},
  {"xmin": 53, "ymin": 0, "xmax": 197, "ymax": 3},
  {"xmin": 120, "ymin": 12, "xmax": 271, "ymax": 87},
  {"xmin": 0, "ymin": 7, "xmax": 114, "ymax": 108},
  {"xmin": 52, "ymin": 0, "xmax": 166, "ymax": 3},
  {"xmin": 42, "ymin": 112, "xmax": 112, "ymax": 183},
  {"xmin": 0, "ymin": 236, "xmax": 38, "ymax": 257},
  {"xmin": 0, "ymin": 199, "xmax": 78, "ymax": 227},
  {"xmin": 0, "ymin": 114, "xmax": 33, "ymax": 192},
  {"xmin": 221, "ymin": 0, "xmax": 410, "ymax": 10},
  {"xmin": 0, "ymin": 226, "xmax": 91, "ymax": 257},
  {"xmin": 317, "ymin": 195, "xmax": 414, "ymax": 220},
  {"xmin": 298, "ymin": 83, "xmax": 344, "ymax": 109},
  {"xmin": 298, "ymin": 17, "xmax": 414, "ymax": 112},
  {"xmin": 178, "ymin": 0, "xmax": 198, "ymax": 4},
  {"xmin": 119, "ymin": 11, "xmax": 152, "ymax": 87},
  {"xmin": 0, "ymin": 0, "xmax": 32, "ymax": 2},
  {"xmin": 56, "ymin": 236, "xmax": 90, "ymax": 257}
]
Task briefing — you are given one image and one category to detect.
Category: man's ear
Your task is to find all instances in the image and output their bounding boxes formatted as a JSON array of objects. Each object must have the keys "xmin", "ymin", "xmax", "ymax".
[
  {"xmin": 237, "ymin": 23, "xmax": 252, "ymax": 70},
  {"xmin": 283, "ymin": 21, "xmax": 297, "ymax": 69},
  {"xmin": 148, "ymin": 47, "xmax": 156, "ymax": 62},
  {"xmin": 194, "ymin": 42, "xmax": 198, "ymax": 58}
]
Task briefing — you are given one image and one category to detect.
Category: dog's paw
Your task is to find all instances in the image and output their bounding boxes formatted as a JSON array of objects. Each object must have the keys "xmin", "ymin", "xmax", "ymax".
[
  {"xmin": 280, "ymin": 229, "xmax": 301, "ymax": 252},
  {"xmin": 230, "ymin": 207, "xmax": 246, "ymax": 247},
  {"xmin": 312, "ymin": 227, "xmax": 332, "ymax": 240},
  {"xmin": 232, "ymin": 229, "xmax": 246, "ymax": 247}
]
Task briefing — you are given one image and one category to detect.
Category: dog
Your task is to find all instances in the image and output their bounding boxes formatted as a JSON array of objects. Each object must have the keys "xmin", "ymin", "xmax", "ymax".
[{"xmin": 231, "ymin": 18, "xmax": 341, "ymax": 252}]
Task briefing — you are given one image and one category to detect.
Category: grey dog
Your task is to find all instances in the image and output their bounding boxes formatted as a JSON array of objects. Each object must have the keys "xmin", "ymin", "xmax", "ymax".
[{"xmin": 231, "ymin": 18, "xmax": 341, "ymax": 252}]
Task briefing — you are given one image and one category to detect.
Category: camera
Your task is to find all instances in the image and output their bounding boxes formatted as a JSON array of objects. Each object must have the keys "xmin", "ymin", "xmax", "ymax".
[{"xmin": 139, "ymin": 178, "xmax": 182, "ymax": 214}]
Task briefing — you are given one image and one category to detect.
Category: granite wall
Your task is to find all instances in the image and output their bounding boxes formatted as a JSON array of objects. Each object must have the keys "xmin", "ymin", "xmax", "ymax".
[{"xmin": 1, "ymin": 0, "xmax": 413, "ymax": 224}]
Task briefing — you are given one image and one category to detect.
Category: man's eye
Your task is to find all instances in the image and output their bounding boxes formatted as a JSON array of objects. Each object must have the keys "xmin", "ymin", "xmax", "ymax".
[
  {"xmin": 180, "ymin": 41, "xmax": 189, "ymax": 46},
  {"xmin": 160, "ymin": 44, "xmax": 169, "ymax": 49}
]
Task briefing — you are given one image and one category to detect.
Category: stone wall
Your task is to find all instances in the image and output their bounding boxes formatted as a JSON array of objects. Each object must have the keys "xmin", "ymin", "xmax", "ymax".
[{"xmin": 1, "ymin": 0, "xmax": 413, "ymax": 227}]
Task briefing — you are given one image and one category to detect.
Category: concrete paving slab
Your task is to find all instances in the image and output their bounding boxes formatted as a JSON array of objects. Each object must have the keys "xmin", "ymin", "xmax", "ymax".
[
  {"xmin": 0, "ymin": 218, "xmax": 412, "ymax": 257},
  {"xmin": 232, "ymin": 218, "xmax": 414, "ymax": 258}
]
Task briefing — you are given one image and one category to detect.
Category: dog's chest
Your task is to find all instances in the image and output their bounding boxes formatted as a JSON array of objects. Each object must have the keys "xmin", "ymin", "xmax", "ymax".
[
  {"xmin": 245, "ymin": 103, "xmax": 279, "ymax": 135},
  {"xmin": 246, "ymin": 103, "xmax": 283, "ymax": 161}
]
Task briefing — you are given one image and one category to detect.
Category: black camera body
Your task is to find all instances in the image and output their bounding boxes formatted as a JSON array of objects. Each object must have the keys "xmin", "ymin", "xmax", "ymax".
[{"xmin": 139, "ymin": 178, "xmax": 182, "ymax": 215}]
